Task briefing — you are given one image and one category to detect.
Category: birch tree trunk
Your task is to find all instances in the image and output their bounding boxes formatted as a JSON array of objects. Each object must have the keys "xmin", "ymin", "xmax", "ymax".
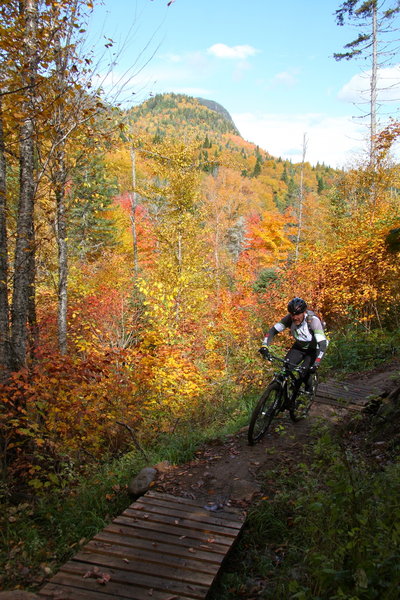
[
  {"xmin": 55, "ymin": 155, "xmax": 68, "ymax": 354},
  {"xmin": 53, "ymin": 28, "xmax": 70, "ymax": 355},
  {"xmin": 130, "ymin": 147, "xmax": 139, "ymax": 276},
  {"xmin": 294, "ymin": 133, "xmax": 307, "ymax": 262},
  {"xmin": 11, "ymin": 0, "xmax": 38, "ymax": 369},
  {"xmin": 370, "ymin": 2, "xmax": 377, "ymax": 166}
]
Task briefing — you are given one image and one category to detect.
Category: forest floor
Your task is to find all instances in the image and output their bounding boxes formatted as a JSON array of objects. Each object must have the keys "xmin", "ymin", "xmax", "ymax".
[{"xmin": 152, "ymin": 358, "xmax": 400, "ymax": 513}]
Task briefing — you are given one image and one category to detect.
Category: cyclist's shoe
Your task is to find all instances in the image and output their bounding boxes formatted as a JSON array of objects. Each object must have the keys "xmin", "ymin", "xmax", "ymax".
[{"xmin": 304, "ymin": 379, "xmax": 314, "ymax": 394}]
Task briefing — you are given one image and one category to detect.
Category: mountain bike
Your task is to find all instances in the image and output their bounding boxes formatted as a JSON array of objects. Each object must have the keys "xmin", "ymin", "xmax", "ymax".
[{"xmin": 248, "ymin": 352, "xmax": 318, "ymax": 445}]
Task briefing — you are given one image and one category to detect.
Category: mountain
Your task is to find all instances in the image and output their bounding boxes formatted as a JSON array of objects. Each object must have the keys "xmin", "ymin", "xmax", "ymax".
[
  {"xmin": 126, "ymin": 92, "xmax": 339, "ymax": 211},
  {"xmin": 196, "ymin": 97, "xmax": 240, "ymax": 135},
  {"xmin": 128, "ymin": 92, "xmax": 240, "ymax": 139}
]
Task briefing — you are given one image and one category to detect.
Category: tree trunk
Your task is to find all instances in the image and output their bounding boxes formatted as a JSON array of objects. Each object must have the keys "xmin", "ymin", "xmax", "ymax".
[
  {"xmin": 11, "ymin": 0, "xmax": 38, "ymax": 370},
  {"xmin": 53, "ymin": 28, "xmax": 70, "ymax": 355},
  {"xmin": 370, "ymin": 2, "xmax": 377, "ymax": 167},
  {"xmin": 295, "ymin": 133, "xmax": 307, "ymax": 262},
  {"xmin": 0, "ymin": 95, "xmax": 10, "ymax": 378},
  {"xmin": 55, "ymin": 158, "xmax": 68, "ymax": 354},
  {"xmin": 130, "ymin": 147, "xmax": 139, "ymax": 276}
]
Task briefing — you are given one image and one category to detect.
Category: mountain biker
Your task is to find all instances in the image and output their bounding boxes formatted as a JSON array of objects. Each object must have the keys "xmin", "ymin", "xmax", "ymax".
[{"xmin": 259, "ymin": 297, "xmax": 328, "ymax": 394}]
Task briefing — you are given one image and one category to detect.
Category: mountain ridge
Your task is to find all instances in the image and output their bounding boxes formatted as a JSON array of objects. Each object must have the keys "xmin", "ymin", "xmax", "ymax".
[{"xmin": 195, "ymin": 97, "xmax": 240, "ymax": 135}]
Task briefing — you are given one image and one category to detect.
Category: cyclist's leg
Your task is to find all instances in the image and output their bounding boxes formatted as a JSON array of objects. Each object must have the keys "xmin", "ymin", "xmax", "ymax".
[
  {"xmin": 302, "ymin": 349, "xmax": 317, "ymax": 392},
  {"xmin": 284, "ymin": 346, "xmax": 305, "ymax": 409},
  {"xmin": 285, "ymin": 345, "xmax": 304, "ymax": 366}
]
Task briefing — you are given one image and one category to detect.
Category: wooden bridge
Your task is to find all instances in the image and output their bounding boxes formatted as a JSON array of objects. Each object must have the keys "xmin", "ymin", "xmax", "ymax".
[
  {"xmin": 315, "ymin": 379, "xmax": 382, "ymax": 411},
  {"xmin": 38, "ymin": 491, "xmax": 245, "ymax": 600}
]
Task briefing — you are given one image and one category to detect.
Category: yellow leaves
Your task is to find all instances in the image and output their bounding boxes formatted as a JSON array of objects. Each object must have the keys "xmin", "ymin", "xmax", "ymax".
[{"xmin": 317, "ymin": 222, "xmax": 400, "ymax": 324}]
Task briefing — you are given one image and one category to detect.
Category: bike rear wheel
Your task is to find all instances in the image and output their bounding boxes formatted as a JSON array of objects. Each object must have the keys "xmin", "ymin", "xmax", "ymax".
[
  {"xmin": 248, "ymin": 382, "xmax": 283, "ymax": 445},
  {"xmin": 289, "ymin": 372, "xmax": 318, "ymax": 422}
]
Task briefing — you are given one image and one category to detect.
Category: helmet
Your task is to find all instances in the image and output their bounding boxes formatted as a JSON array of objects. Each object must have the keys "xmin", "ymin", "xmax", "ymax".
[{"xmin": 287, "ymin": 297, "xmax": 307, "ymax": 315}]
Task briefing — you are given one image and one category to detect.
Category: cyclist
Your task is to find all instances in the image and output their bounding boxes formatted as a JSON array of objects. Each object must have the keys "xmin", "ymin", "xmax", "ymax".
[{"xmin": 259, "ymin": 297, "xmax": 328, "ymax": 394}]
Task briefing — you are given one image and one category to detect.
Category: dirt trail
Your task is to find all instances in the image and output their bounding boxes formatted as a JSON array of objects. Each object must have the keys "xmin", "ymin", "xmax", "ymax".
[
  {"xmin": 153, "ymin": 402, "xmax": 343, "ymax": 511},
  {"xmin": 153, "ymin": 360, "xmax": 400, "ymax": 511}
]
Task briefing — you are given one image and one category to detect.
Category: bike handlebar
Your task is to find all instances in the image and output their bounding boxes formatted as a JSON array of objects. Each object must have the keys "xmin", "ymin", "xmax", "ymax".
[{"xmin": 262, "ymin": 351, "xmax": 306, "ymax": 373}]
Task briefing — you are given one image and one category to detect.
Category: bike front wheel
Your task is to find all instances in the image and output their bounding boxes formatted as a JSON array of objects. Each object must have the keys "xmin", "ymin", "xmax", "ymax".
[
  {"xmin": 248, "ymin": 382, "xmax": 283, "ymax": 445},
  {"xmin": 289, "ymin": 372, "xmax": 318, "ymax": 422}
]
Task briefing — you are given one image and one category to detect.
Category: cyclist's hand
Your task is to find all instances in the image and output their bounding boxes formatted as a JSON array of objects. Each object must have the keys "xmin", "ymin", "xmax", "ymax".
[
  {"xmin": 308, "ymin": 363, "xmax": 319, "ymax": 374},
  {"xmin": 259, "ymin": 345, "xmax": 270, "ymax": 359}
]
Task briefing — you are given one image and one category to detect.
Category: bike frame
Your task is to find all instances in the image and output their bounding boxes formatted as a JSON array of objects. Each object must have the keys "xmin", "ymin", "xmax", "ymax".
[{"xmin": 268, "ymin": 353, "xmax": 307, "ymax": 407}]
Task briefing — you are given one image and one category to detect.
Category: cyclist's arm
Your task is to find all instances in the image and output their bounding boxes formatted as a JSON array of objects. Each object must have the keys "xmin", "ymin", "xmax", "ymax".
[
  {"xmin": 309, "ymin": 316, "xmax": 329, "ymax": 366},
  {"xmin": 262, "ymin": 314, "xmax": 291, "ymax": 346}
]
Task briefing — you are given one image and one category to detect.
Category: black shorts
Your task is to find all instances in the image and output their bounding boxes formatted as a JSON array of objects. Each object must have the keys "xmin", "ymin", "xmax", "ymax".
[{"xmin": 285, "ymin": 344, "xmax": 317, "ymax": 370}]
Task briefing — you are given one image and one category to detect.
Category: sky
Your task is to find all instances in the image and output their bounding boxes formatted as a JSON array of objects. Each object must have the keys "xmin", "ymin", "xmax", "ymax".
[{"xmin": 85, "ymin": 0, "xmax": 400, "ymax": 168}]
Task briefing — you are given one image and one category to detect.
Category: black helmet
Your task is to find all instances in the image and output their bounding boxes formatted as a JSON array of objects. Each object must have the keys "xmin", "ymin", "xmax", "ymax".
[{"xmin": 287, "ymin": 297, "xmax": 307, "ymax": 315}]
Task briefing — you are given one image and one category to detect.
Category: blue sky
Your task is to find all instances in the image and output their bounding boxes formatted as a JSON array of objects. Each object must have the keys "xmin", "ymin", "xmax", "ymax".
[{"xmin": 86, "ymin": 0, "xmax": 400, "ymax": 168}]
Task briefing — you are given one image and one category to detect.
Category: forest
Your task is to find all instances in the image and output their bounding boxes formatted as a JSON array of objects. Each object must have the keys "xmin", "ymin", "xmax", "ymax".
[{"xmin": 0, "ymin": 0, "xmax": 399, "ymax": 597}]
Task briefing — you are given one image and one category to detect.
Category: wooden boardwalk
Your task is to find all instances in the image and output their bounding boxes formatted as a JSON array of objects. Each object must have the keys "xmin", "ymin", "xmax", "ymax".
[
  {"xmin": 316, "ymin": 379, "xmax": 382, "ymax": 411},
  {"xmin": 38, "ymin": 490, "xmax": 245, "ymax": 600}
]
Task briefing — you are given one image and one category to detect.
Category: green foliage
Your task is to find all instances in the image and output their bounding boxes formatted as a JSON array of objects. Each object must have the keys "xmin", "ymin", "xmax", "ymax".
[
  {"xmin": 323, "ymin": 327, "xmax": 399, "ymax": 375},
  {"xmin": 68, "ymin": 154, "xmax": 119, "ymax": 261},
  {"xmin": 253, "ymin": 268, "xmax": 281, "ymax": 293},
  {"xmin": 210, "ymin": 427, "xmax": 400, "ymax": 600}
]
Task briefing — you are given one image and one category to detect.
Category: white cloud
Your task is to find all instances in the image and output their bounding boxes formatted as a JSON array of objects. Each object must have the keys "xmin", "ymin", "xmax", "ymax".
[
  {"xmin": 233, "ymin": 112, "xmax": 368, "ymax": 168},
  {"xmin": 207, "ymin": 43, "xmax": 259, "ymax": 60},
  {"xmin": 338, "ymin": 64, "xmax": 400, "ymax": 103},
  {"xmin": 273, "ymin": 70, "xmax": 299, "ymax": 87}
]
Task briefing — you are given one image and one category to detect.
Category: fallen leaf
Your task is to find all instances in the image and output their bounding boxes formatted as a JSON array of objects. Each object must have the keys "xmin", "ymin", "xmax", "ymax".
[{"xmin": 97, "ymin": 573, "xmax": 111, "ymax": 585}]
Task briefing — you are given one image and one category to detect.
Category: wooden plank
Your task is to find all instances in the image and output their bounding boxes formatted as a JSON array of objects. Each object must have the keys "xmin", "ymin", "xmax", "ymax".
[
  {"xmin": 94, "ymin": 528, "xmax": 227, "ymax": 560},
  {"xmin": 39, "ymin": 582, "xmax": 125, "ymax": 599},
  {"xmin": 82, "ymin": 538, "xmax": 219, "ymax": 573},
  {"xmin": 41, "ymin": 570, "xmax": 196, "ymax": 600},
  {"xmin": 39, "ymin": 581, "xmax": 133, "ymax": 600},
  {"xmin": 103, "ymin": 521, "xmax": 229, "ymax": 555},
  {"xmin": 316, "ymin": 380, "xmax": 381, "ymax": 406},
  {"xmin": 314, "ymin": 396, "xmax": 363, "ymax": 412},
  {"xmin": 113, "ymin": 514, "xmax": 233, "ymax": 547},
  {"xmin": 147, "ymin": 491, "xmax": 242, "ymax": 520},
  {"xmin": 38, "ymin": 492, "xmax": 244, "ymax": 600},
  {"xmin": 122, "ymin": 505, "xmax": 239, "ymax": 537},
  {"xmin": 57, "ymin": 560, "xmax": 210, "ymax": 598},
  {"xmin": 143, "ymin": 493, "xmax": 243, "ymax": 526},
  {"xmin": 70, "ymin": 549, "xmax": 215, "ymax": 586}
]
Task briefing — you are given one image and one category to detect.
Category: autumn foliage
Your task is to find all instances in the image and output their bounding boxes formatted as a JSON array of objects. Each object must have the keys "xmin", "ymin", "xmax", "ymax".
[{"xmin": 1, "ymin": 89, "xmax": 400, "ymax": 496}]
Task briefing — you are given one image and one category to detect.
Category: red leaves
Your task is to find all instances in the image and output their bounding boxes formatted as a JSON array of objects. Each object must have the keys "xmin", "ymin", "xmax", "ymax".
[{"xmin": 83, "ymin": 566, "xmax": 111, "ymax": 585}]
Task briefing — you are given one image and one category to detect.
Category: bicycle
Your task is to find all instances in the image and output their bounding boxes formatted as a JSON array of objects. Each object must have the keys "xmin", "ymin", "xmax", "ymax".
[{"xmin": 247, "ymin": 351, "xmax": 318, "ymax": 445}]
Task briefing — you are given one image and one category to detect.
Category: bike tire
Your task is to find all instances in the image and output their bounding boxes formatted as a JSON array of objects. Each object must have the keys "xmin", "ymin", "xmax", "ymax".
[
  {"xmin": 289, "ymin": 372, "xmax": 318, "ymax": 422},
  {"xmin": 248, "ymin": 382, "xmax": 283, "ymax": 445}
]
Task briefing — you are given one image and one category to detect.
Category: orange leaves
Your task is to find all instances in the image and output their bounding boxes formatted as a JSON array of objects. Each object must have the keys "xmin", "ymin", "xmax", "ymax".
[
  {"xmin": 317, "ymin": 224, "xmax": 400, "ymax": 325},
  {"xmin": 0, "ymin": 349, "xmax": 145, "ymax": 489}
]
